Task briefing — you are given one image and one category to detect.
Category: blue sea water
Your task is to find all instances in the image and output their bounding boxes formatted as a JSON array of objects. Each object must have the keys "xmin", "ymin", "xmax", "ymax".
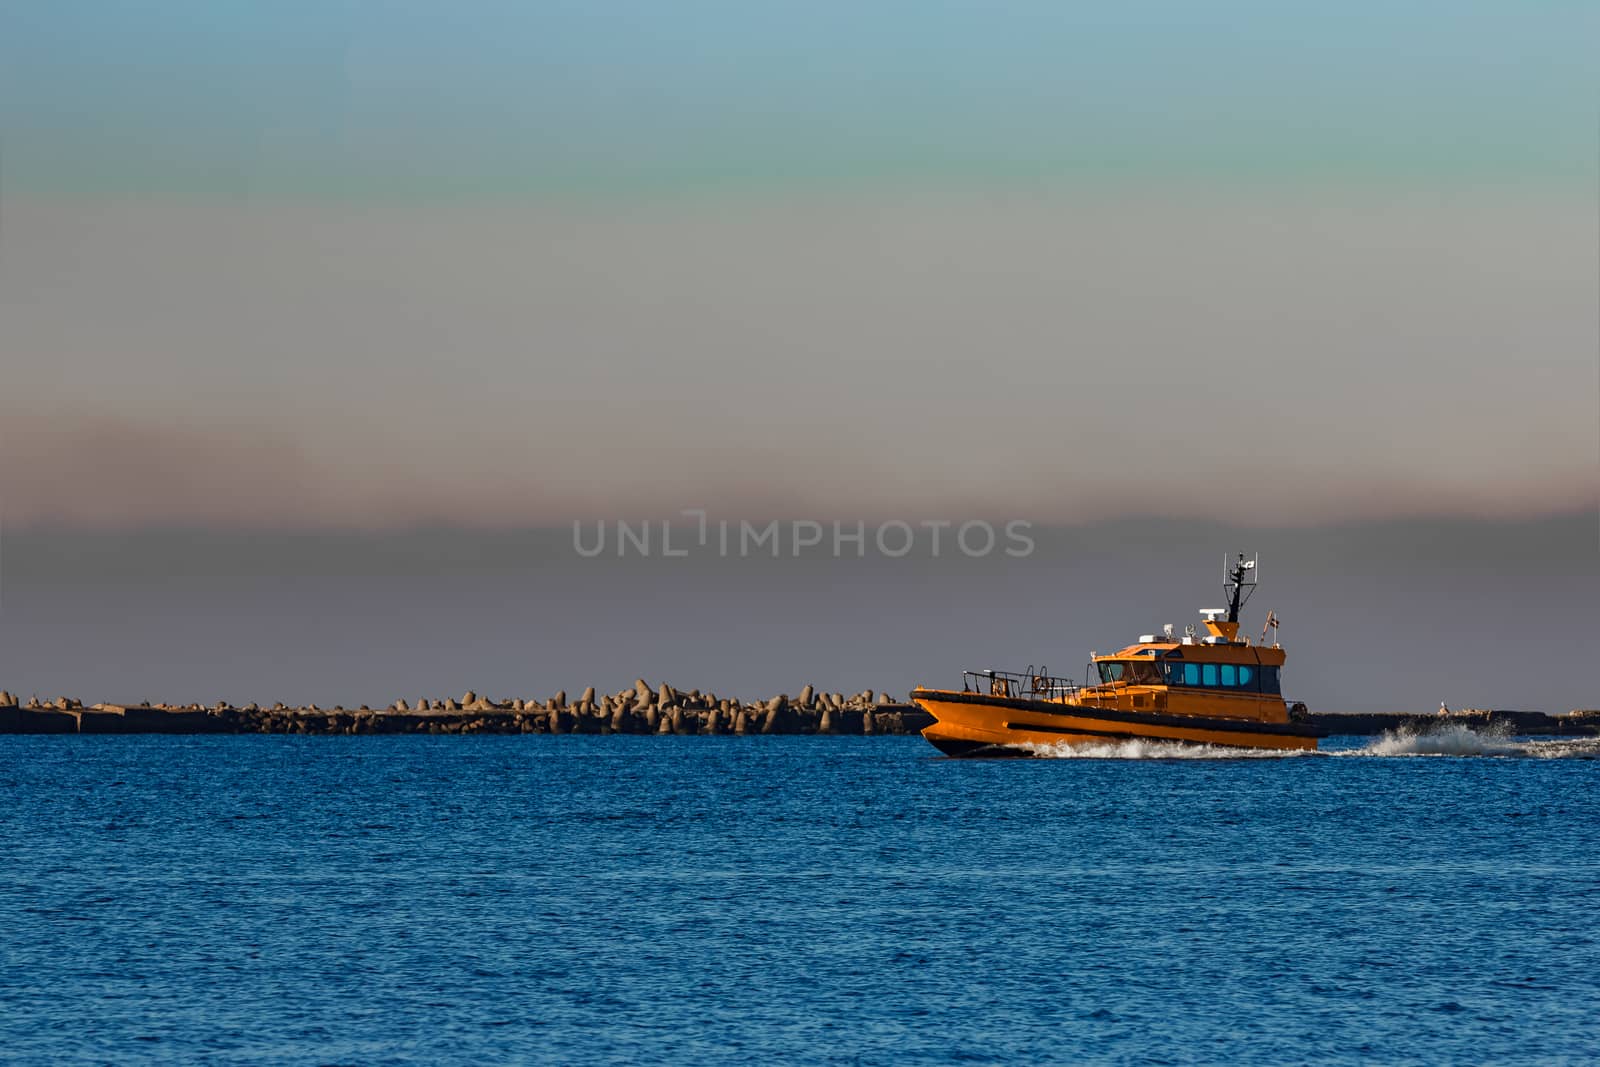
[{"xmin": 3, "ymin": 731, "xmax": 1599, "ymax": 1065}]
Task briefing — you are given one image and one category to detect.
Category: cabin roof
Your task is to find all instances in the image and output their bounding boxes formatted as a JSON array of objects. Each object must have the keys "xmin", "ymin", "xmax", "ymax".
[{"xmin": 1104, "ymin": 642, "xmax": 1286, "ymax": 664}]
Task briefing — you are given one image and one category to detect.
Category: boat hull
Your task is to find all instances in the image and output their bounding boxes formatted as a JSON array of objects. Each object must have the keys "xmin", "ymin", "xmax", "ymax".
[{"xmin": 912, "ymin": 689, "xmax": 1322, "ymax": 756}]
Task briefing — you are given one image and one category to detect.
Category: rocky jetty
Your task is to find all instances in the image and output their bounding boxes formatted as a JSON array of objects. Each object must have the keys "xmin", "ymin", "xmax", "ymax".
[{"xmin": 0, "ymin": 683, "xmax": 935, "ymax": 736}]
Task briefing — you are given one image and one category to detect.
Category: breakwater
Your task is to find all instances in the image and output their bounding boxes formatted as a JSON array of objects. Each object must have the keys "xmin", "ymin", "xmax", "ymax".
[
  {"xmin": 0, "ymin": 683, "xmax": 934, "ymax": 736},
  {"xmin": 0, "ymin": 686, "xmax": 1594, "ymax": 737}
]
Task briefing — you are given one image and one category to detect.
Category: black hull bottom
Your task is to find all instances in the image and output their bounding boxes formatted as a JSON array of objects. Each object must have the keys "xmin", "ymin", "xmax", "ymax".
[{"xmin": 923, "ymin": 735, "xmax": 1033, "ymax": 759}]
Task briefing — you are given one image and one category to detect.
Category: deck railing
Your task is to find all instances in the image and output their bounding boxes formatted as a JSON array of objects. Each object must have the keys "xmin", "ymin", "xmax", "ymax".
[{"xmin": 962, "ymin": 668, "xmax": 1079, "ymax": 700}]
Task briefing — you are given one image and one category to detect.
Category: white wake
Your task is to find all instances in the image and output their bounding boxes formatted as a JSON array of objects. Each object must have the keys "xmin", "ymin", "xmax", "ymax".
[
  {"xmin": 1020, "ymin": 722, "xmax": 1600, "ymax": 760},
  {"xmin": 1021, "ymin": 738, "xmax": 1312, "ymax": 760},
  {"xmin": 1353, "ymin": 722, "xmax": 1520, "ymax": 757}
]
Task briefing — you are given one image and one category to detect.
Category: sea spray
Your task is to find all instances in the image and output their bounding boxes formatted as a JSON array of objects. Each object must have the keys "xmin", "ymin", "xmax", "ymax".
[
  {"xmin": 1022, "ymin": 738, "xmax": 1312, "ymax": 760},
  {"xmin": 1357, "ymin": 721, "xmax": 1519, "ymax": 757},
  {"xmin": 1022, "ymin": 722, "xmax": 1600, "ymax": 760}
]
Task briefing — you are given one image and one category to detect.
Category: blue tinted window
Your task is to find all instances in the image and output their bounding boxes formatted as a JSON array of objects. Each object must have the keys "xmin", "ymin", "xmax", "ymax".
[
  {"xmin": 1221, "ymin": 664, "xmax": 1237, "ymax": 687},
  {"xmin": 1260, "ymin": 666, "xmax": 1280, "ymax": 694},
  {"xmin": 1202, "ymin": 663, "xmax": 1218, "ymax": 687},
  {"xmin": 1238, "ymin": 665, "xmax": 1255, "ymax": 689},
  {"xmin": 1164, "ymin": 663, "xmax": 1183, "ymax": 685},
  {"xmin": 1184, "ymin": 663, "xmax": 1200, "ymax": 685}
]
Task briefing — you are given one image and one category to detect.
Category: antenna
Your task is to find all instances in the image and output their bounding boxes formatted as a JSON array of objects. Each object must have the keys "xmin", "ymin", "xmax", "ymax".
[{"xmin": 1223, "ymin": 551, "xmax": 1258, "ymax": 624}]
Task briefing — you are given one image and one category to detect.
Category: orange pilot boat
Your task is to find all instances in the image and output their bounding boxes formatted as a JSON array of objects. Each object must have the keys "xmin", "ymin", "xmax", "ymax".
[{"xmin": 912, "ymin": 553, "xmax": 1323, "ymax": 756}]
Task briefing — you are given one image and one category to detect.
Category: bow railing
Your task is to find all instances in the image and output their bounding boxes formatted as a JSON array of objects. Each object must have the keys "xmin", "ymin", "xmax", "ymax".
[{"xmin": 962, "ymin": 667, "xmax": 1079, "ymax": 700}]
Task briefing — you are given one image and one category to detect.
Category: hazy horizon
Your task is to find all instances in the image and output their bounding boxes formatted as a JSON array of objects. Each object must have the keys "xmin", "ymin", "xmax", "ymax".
[{"xmin": 2, "ymin": 514, "xmax": 1594, "ymax": 714}]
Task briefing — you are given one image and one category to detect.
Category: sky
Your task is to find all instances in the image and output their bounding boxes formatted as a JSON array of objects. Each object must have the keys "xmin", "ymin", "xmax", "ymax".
[
  {"xmin": 0, "ymin": 3, "xmax": 1595, "ymax": 709},
  {"xmin": 1, "ymin": 1, "xmax": 1595, "ymax": 528},
  {"xmin": 2, "ymin": 517, "xmax": 1595, "ymax": 714}
]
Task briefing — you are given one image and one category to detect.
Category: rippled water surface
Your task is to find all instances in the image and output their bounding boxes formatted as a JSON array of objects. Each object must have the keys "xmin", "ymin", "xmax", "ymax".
[{"xmin": 4, "ymin": 733, "xmax": 1599, "ymax": 1064}]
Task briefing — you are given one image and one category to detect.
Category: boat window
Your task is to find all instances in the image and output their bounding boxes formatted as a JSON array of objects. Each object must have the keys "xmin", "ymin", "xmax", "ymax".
[
  {"xmin": 1098, "ymin": 662, "xmax": 1125, "ymax": 683},
  {"xmin": 1161, "ymin": 660, "xmax": 1264, "ymax": 690},
  {"xmin": 1126, "ymin": 660, "xmax": 1162, "ymax": 684}
]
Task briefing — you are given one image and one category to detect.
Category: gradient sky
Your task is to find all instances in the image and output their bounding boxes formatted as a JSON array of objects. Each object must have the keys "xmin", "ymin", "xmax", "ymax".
[{"xmin": 1, "ymin": 1, "xmax": 1595, "ymax": 528}]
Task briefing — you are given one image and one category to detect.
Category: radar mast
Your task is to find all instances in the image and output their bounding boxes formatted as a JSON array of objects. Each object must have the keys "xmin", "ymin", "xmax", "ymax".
[{"xmin": 1224, "ymin": 552, "xmax": 1258, "ymax": 624}]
